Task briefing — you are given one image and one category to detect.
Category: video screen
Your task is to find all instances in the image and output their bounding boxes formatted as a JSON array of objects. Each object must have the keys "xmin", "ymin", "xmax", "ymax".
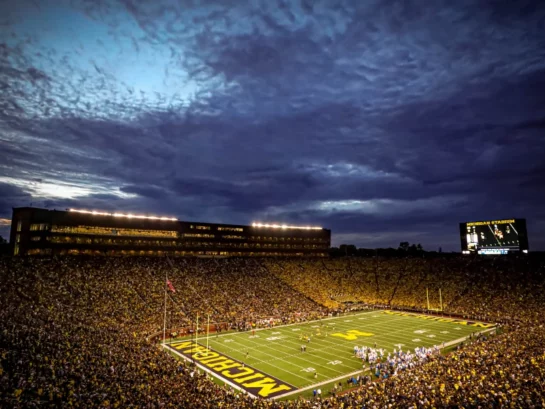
[{"xmin": 460, "ymin": 219, "xmax": 528, "ymax": 254}]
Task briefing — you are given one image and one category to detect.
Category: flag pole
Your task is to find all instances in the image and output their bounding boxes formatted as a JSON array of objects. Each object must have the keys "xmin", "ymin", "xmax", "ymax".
[
  {"xmin": 163, "ymin": 271, "xmax": 168, "ymax": 344},
  {"xmin": 195, "ymin": 313, "xmax": 199, "ymax": 347},
  {"xmin": 206, "ymin": 313, "xmax": 210, "ymax": 354}
]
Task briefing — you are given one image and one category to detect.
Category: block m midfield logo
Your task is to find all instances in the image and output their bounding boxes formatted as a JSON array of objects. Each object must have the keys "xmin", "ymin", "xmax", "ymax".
[{"xmin": 165, "ymin": 341, "xmax": 296, "ymax": 399}]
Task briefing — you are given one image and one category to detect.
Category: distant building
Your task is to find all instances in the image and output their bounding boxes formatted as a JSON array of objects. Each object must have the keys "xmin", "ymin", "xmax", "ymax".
[{"xmin": 10, "ymin": 207, "xmax": 330, "ymax": 257}]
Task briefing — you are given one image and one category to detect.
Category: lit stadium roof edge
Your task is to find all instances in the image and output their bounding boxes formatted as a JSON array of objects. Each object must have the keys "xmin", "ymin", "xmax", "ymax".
[
  {"xmin": 67, "ymin": 209, "xmax": 323, "ymax": 230},
  {"xmin": 251, "ymin": 222, "xmax": 323, "ymax": 230},
  {"xmin": 68, "ymin": 208, "xmax": 178, "ymax": 221}
]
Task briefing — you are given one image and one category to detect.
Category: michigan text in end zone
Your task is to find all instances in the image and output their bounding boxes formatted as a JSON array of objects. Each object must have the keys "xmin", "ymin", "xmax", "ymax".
[{"xmin": 164, "ymin": 340, "xmax": 296, "ymax": 398}]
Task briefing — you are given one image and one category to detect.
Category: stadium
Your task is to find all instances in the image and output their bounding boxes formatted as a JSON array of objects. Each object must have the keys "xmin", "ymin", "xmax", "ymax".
[
  {"xmin": 2, "ymin": 2, "xmax": 545, "ymax": 408},
  {"xmin": 2, "ymin": 207, "xmax": 544, "ymax": 408}
]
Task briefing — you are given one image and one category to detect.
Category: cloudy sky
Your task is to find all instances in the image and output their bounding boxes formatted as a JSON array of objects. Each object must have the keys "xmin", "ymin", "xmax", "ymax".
[{"xmin": 1, "ymin": 0, "xmax": 544, "ymax": 250}]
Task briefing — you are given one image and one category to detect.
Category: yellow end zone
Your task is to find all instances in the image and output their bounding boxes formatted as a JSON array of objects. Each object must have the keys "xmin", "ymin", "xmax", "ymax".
[
  {"xmin": 165, "ymin": 341, "xmax": 296, "ymax": 398},
  {"xmin": 382, "ymin": 310, "xmax": 495, "ymax": 328}
]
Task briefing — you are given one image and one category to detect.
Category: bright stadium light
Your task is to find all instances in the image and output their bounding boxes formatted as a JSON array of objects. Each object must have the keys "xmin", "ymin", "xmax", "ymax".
[
  {"xmin": 251, "ymin": 222, "xmax": 322, "ymax": 230},
  {"xmin": 69, "ymin": 208, "xmax": 178, "ymax": 221}
]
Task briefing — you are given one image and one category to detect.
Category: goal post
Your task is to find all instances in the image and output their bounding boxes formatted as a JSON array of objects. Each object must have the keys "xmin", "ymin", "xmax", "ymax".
[{"xmin": 426, "ymin": 287, "xmax": 444, "ymax": 312}]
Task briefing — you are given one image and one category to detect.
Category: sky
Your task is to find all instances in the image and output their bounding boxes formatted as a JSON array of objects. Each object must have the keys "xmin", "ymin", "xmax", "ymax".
[{"xmin": 1, "ymin": 0, "xmax": 544, "ymax": 251}]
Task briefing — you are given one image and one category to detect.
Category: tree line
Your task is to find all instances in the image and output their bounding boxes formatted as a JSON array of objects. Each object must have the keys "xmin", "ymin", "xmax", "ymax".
[{"xmin": 329, "ymin": 242, "xmax": 453, "ymax": 258}]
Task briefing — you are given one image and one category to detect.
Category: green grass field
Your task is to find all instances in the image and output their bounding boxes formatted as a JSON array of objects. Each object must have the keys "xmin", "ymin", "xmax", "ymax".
[{"xmin": 164, "ymin": 310, "xmax": 495, "ymax": 400}]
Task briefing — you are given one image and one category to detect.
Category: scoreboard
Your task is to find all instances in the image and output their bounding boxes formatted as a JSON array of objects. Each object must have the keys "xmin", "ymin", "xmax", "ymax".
[{"xmin": 460, "ymin": 219, "xmax": 529, "ymax": 254}]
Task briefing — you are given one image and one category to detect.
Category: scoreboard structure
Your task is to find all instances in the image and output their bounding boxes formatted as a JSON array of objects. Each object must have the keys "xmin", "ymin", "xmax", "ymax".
[{"xmin": 459, "ymin": 219, "xmax": 529, "ymax": 255}]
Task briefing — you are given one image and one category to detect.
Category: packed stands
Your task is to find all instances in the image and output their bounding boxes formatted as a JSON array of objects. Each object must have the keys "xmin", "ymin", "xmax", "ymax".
[{"xmin": 1, "ymin": 255, "xmax": 544, "ymax": 408}]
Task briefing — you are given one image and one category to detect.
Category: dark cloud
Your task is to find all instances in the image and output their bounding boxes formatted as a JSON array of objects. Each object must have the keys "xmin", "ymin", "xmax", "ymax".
[
  {"xmin": 0, "ymin": 183, "xmax": 32, "ymax": 239},
  {"xmin": 0, "ymin": 183, "xmax": 32, "ymax": 215},
  {"xmin": 1, "ymin": 0, "xmax": 544, "ymax": 250}
]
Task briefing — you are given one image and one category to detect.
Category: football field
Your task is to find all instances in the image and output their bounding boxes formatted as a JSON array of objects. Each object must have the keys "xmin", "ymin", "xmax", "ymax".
[{"xmin": 164, "ymin": 310, "xmax": 495, "ymax": 400}]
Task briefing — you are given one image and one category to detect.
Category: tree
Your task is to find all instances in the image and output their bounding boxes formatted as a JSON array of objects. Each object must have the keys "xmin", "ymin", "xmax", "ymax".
[
  {"xmin": 339, "ymin": 244, "xmax": 357, "ymax": 256},
  {"xmin": 0, "ymin": 235, "xmax": 9, "ymax": 256},
  {"xmin": 328, "ymin": 247, "xmax": 343, "ymax": 258},
  {"xmin": 399, "ymin": 242, "xmax": 409, "ymax": 252}
]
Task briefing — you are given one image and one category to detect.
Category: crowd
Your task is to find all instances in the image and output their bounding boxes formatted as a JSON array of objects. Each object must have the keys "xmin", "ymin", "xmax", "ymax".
[
  {"xmin": 1, "ymin": 255, "xmax": 544, "ymax": 408},
  {"xmin": 330, "ymin": 326, "xmax": 545, "ymax": 408},
  {"xmin": 0, "ymin": 257, "xmax": 324, "ymax": 409},
  {"xmin": 353, "ymin": 345, "xmax": 441, "ymax": 381},
  {"xmin": 266, "ymin": 256, "xmax": 545, "ymax": 323},
  {"xmin": 168, "ymin": 258, "xmax": 328, "ymax": 331}
]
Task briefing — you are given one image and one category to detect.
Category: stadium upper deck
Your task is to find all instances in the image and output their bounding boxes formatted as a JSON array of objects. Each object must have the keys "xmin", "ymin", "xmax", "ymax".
[{"xmin": 9, "ymin": 207, "xmax": 330, "ymax": 257}]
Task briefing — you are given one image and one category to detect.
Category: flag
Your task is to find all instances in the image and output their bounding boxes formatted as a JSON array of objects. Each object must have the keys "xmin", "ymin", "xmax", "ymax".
[{"xmin": 167, "ymin": 279, "xmax": 176, "ymax": 293}]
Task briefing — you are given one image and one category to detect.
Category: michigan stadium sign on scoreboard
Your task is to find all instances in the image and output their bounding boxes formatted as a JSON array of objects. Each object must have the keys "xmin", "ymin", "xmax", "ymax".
[{"xmin": 460, "ymin": 218, "xmax": 529, "ymax": 254}]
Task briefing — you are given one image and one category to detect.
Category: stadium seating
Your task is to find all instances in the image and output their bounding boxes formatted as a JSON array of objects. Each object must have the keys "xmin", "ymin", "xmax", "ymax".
[{"xmin": 1, "ymin": 255, "xmax": 544, "ymax": 408}]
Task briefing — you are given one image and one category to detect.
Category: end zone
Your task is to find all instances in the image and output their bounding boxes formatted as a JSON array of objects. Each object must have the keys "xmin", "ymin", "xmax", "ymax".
[
  {"xmin": 382, "ymin": 310, "xmax": 496, "ymax": 328},
  {"xmin": 164, "ymin": 340, "xmax": 297, "ymax": 399}
]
